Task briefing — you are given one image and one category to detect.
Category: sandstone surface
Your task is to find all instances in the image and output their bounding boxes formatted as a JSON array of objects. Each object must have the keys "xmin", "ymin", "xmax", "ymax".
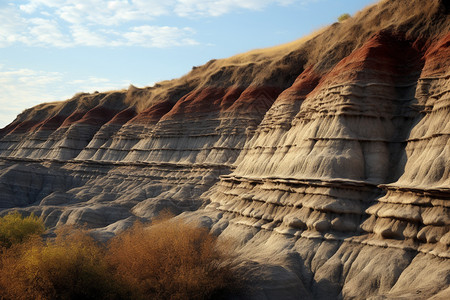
[{"xmin": 0, "ymin": 0, "xmax": 449, "ymax": 298}]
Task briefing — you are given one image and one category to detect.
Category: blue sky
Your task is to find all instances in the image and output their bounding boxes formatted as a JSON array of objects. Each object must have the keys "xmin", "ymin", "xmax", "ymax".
[{"xmin": 0, "ymin": 0, "xmax": 376, "ymax": 128}]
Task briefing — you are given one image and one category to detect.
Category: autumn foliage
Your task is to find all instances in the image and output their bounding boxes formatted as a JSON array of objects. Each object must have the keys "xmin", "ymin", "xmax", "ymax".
[
  {"xmin": 0, "ymin": 211, "xmax": 45, "ymax": 249},
  {"xmin": 107, "ymin": 218, "xmax": 238, "ymax": 299},
  {"xmin": 0, "ymin": 213, "xmax": 240, "ymax": 300},
  {"xmin": 0, "ymin": 228, "xmax": 122, "ymax": 300}
]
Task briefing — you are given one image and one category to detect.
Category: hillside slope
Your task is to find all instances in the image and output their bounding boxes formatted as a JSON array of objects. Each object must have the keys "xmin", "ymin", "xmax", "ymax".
[{"xmin": 0, "ymin": 0, "xmax": 449, "ymax": 298}]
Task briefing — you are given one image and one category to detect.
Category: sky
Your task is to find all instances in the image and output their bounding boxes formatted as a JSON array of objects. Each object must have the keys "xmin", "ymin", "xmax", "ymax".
[{"xmin": 0, "ymin": 0, "xmax": 376, "ymax": 129}]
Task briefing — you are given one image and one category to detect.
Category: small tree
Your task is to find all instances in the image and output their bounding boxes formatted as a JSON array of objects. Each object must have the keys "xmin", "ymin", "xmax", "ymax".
[
  {"xmin": 338, "ymin": 13, "xmax": 351, "ymax": 22},
  {"xmin": 0, "ymin": 227, "xmax": 123, "ymax": 300},
  {"xmin": 0, "ymin": 211, "xmax": 45, "ymax": 248},
  {"xmin": 108, "ymin": 217, "xmax": 240, "ymax": 299}
]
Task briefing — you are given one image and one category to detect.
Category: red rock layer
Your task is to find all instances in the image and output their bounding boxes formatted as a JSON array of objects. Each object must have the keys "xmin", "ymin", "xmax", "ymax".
[
  {"xmin": 0, "ymin": 1, "xmax": 449, "ymax": 298},
  {"xmin": 362, "ymin": 32, "xmax": 450, "ymax": 256}
]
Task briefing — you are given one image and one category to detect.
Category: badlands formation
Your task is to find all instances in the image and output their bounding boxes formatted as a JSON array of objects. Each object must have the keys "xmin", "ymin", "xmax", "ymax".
[{"xmin": 0, "ymin": 0, "xmax": 449, "ymax": 298}]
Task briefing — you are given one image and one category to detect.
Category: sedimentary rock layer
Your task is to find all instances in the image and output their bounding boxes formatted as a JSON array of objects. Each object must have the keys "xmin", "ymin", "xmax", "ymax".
[{"xmin": 0, "ymin": 0, "xmax": 449, "ymax": 298}]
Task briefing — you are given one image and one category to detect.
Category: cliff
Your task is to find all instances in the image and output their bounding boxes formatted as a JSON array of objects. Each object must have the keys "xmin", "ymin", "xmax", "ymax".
[{"xmin": 0, "ymin": 0, "xmax": 449, "ymax": 298}]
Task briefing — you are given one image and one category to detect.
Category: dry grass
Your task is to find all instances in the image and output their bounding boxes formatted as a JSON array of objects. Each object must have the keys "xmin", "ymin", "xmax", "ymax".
[
  {"xmin": 303, "ymin": 0, "xmax": 450, "ymax": 71},
  {"xmin": 10, "ymin": 0, "xmax": 448, "ymax": 130},
  {"xmin": 0, "ymin": 216, "xmax": 241, "ymax": 300}
]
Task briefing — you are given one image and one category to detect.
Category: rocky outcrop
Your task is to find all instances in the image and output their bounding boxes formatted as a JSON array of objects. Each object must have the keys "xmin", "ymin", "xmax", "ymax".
[{"xmin": 0, "ymin": 0, "xmax": 449, "ymax": 298}]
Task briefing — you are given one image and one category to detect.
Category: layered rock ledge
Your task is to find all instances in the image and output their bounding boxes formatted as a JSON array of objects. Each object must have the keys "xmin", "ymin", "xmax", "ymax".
[{"xmin": 0, "ymin": 0, "xmax": 449, "ymax": 298}]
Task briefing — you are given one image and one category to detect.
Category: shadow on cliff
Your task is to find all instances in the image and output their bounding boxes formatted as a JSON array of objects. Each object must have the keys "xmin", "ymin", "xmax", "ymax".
[{"xmin": 383, "ymin": 35, "xmax": 426, "ymax": 184}]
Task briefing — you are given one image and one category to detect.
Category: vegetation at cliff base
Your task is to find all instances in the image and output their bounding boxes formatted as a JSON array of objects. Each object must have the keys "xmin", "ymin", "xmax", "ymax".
[
  {"xmin": 0, "ymin": 227, "xmax": 121, "ymax": 300},
  {"xmin": 108, "ymin": 217, "xmax": 239, "ymax": 300},
  {"xmin": 0, "ymin": 212, "xmax": 240, "ymax": 300},
  {"xmin": 0, "ymin": 211, "xmax": 45, "ymax": 249}
]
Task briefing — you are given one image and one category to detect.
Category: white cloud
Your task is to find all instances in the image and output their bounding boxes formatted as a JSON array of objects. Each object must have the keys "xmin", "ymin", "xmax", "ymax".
[
  {"xmin": 0, "ymin": 65, "xmax": 130, "ymax": 128},
  {"xmin": 0, "ymin": 67, "xmax": 62, "ymax": 86},
  {"xmin": 0, "ymin": 8, "xmax": 70, "ymax": 48},
  {"xmin": 0, "ymin": 2, "xmax": 197, "ymax": 48},
  {"xmin": 0, "ymin": 0, "xmax": 303, "ymax": 48},
  {"xmin": 0, "ymin": 66, "xmax": 63, "ymax": 128},
  {"xmin": 19, "ymin": 4, "xmax": 37, "ymax": 14},
  {"xmin": 0, "ymin": 7, "xmax": 28, "ymax": 47},
  {"xmin": 123, "ymin": 26, "xmax": 198, "ymax": 47},
  {"xmin": 28, "ymin": 18, "xmax": 70, "ymax": 47},
  {"xmin": 16, "ymin": 0, "xmax": 301, "ymax": 23},
  {"xmin": 0, "ymin": 13, "xmax": 195, "ymax": 48},
  {"xmin": 21, "ymin": 0, "xmax": 171, "ymax": 26},
  {"xmin": 173, "ymin": 0, "xmax": 297, "ymax": 17},
  {"xmin": 70, "ymin": 25, "xmax": 108, "ymax": 47}
]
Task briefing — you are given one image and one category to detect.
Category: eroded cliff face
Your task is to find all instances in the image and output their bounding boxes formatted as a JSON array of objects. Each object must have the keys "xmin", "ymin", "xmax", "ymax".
[{"xmin": 0, "ymin": 0, "xmax": 449, "ymax": 298}]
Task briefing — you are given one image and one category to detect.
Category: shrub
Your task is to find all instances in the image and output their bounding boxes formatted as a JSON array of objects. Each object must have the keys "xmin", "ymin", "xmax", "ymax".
[
  {"xmin": 107, "ymin": 217, "xmax": 240, "ymax": 300},
  {"xmin": 0, "ymin": 216, "xmax": 241, "ymax": 300},
  {"xmin": 338, "ymin": 13, "xmax": 351, "ymax": 22},
  {"xmin": 0, "ymin": 211, "xmax": 45, "ymax": 249},
  {"xmin": 0, "ymin": 227, "xmax": 125, "ymax": 300}
]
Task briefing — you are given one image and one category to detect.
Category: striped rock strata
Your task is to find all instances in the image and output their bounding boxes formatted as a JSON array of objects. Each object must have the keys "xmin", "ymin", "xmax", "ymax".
[{"xmin": 0, "ymin": 0, "xmax": 449, "ymax": 298}]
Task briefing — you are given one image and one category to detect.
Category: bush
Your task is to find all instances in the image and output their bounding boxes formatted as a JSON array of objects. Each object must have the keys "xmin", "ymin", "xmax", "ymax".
[
  {"xmin": 108, "ymin": 217, "xmax": 239, "ymax": 300},
  {"xmin": 0, "ymin": 227, "xmax": 125, "ymax": 300},
  {"xmin": 0, "ymin": 216, "xmax": 241, "ymax": 300},
  {"xmin": 338, "ymin": 13, "xmax": 351, "ymax": 22},
  {"xmin": 0, "ymin": 211, "xmax": 45, "ymax": 249}
]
